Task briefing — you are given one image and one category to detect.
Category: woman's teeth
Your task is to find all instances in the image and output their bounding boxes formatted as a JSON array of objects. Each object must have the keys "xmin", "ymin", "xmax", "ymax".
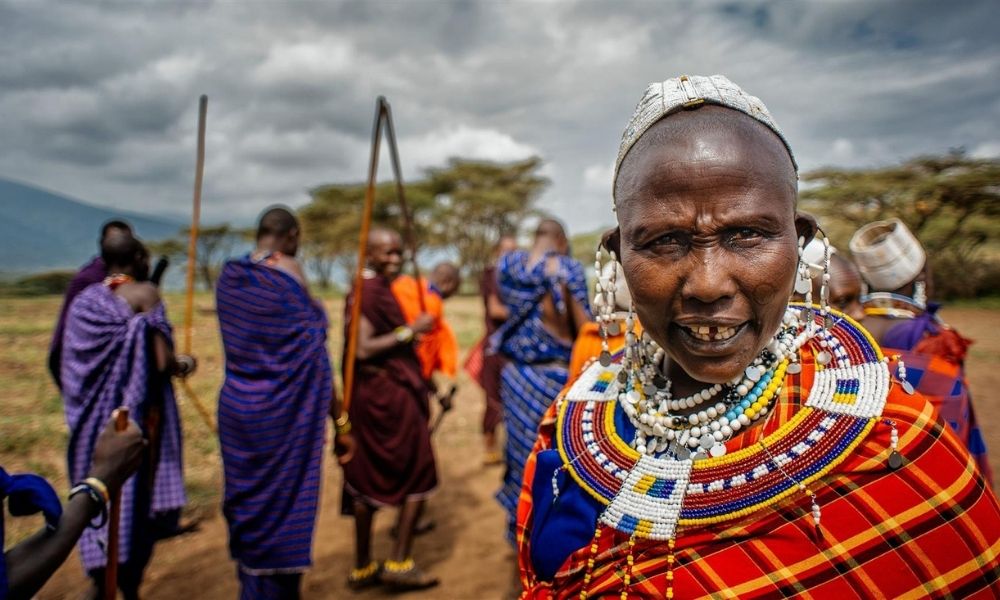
[{"xmin": 686, "ymin": 325, "xmax": 739, "ymax": 342}]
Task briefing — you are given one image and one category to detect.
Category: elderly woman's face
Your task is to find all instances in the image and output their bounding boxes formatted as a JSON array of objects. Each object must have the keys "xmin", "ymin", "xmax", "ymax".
[{"xmin": 614, "ymin": 107, "xmax": 807, "ymax": 384}]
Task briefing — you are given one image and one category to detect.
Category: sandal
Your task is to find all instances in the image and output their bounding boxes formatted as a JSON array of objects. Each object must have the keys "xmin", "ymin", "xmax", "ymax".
[
  {"xmin": 381, "ymin": 558, "xmax": 439, "ymax": 592},
  {"xmin": 347, "ymin": 560, "xmax": 382, "ymax": 591}
]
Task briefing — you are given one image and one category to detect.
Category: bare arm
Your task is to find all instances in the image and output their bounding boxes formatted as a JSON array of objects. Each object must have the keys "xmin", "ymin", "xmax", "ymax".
[
  {"xmin": 355, "ymin": 313, "xmax": 434, "ymax": 361},
  {"xmin": 5, "ymin": 416, "xmax": 145, "ymax": 599},
  {"xmin": 5, "ymin": 494, "xmax": 100, "ymax": 599},
  {"xmin": 566, "ymin": 284, "xmax": 592, "ymax": 339}
]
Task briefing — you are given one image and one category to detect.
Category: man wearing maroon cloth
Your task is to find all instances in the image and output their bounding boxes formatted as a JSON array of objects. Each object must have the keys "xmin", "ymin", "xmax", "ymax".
[
  {"xmin": 478, "ymin": 235, "xmax": 518, "ymax": 464},
  {"xmin": 341, "ymin": 227, "xmax": 439, "ymax": 592},
  {"xmin": 48, "ymin": 220, "xmax": 133, "ymax": 388}
]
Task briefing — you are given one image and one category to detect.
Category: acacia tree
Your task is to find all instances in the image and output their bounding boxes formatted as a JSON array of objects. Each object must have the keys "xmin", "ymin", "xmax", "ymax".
[
  {"xmin": 301, "ymin": 156, "xmax": 548, "ymax": 288},
  {"xmin": 800, "ymin": 151, "xmax": 1000, "ymax": 297},
  {"xmin": 424, "ymin": 157, "xmax": 548, "ymax": 279}
]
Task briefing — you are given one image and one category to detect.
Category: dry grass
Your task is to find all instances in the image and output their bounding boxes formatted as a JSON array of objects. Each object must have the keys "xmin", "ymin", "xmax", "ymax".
[{"xmin": 0, "ymin": 291, "xmax": 488, "ymax": 549}]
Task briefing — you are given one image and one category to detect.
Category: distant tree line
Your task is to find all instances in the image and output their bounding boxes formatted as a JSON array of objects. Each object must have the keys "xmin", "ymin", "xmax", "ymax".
[
  {"xmin": 800, "ymin": 150, "xmax": 1000, "ymax": 298},
  {"xmin": 13, "ymin": 152, "xmax": 995, "ymax": 300}
]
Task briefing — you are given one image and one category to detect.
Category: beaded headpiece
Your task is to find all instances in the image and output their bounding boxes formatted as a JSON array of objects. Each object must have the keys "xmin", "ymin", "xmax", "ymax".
[
  {"xmin": 849, "ymin": 219, "xmax": 926, "ymax": 291},
  {"xmin": 613, "ymin": 74, "xmax": 797, "ymax": 206}
]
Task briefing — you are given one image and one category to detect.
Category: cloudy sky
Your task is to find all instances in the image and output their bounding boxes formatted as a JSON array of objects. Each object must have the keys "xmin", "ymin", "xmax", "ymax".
[{"xmin": 2, "ymin": 0, "xmax": 998, "ymax": 235}]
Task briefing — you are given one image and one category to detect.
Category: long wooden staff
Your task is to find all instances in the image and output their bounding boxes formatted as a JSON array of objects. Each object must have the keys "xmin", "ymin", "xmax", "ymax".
[
  {"xmin": 342, "ymin": 98, "xmax": 384, "ymax": 414},
  {"xmin": 104, "ymin": 407, "xmax": 130, "ymax": 600},
  {"xmin": 342, "ymin": 97, "xmax": 427, "ymax": 413},
  {"xmin": 381, "ymin": 100, "xmax": 427, "ymax": 312},
  {"xmin": 178, "ymin": 95, "xmax": 217, "ymax": 433}
]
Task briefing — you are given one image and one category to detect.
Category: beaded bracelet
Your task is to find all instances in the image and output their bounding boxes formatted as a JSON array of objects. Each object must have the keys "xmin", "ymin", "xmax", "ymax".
[
  {"xmin": 334, "ymin": 415, "xmax": 352, "ymax": 435},
  {"xmin": 82, "ymin": 477, "xmax": 110, "ymax": 504},
  {"xmin": 69, "ymin": 482, "xmax": 109, "ymax": 529}
]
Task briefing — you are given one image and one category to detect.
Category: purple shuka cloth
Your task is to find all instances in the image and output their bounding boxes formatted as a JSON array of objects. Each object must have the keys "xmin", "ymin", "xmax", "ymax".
[
  {"xmin": 49, "ymin": 257, "xmax": 107, "ymax": 387},
  {"xmin": 61, "ymin": 284, "xmax": 186, "ymax": 571},
  {"xmin": 216, "ymin": 257, "xmax": 332, "ymax": 575}
]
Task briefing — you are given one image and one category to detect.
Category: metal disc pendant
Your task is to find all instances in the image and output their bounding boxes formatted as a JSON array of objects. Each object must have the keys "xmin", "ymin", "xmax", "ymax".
[
  {"xmin": 794, "ymin": 277, "xmax": 811, "ymax": 295},
  {"xmin": 699, "ymin": 433, "xmax": 716, "ymax": 450},
  {"xmin": 607, "ymin": 322, "xmax": 621, "ymax": 336},
  {"xmin": 901, "ymin": 380, "xmax": 914, "ymax": 395},
  {"xmin": 617, "ymin": 370, "xmax": 629, "ymax": 384},
  {"xmin": 643, "ymin": 383, "xmax": 656, "ymax": 396},
  {"xmin": 709, "ymin": 443, "xmax": 727, "ymax": 458},
  {"xmin": 599, "ymin": 351, "xmax": 612, "ymax": 367},
  {"xmin": 816, "ymin": 351, "xmax": 832, "ymax": 365},
  {"xmin": 745, "ymin": 366, "xmax": 762, "ymax": 382},
  {"xmin": 888, "ymin": 451, "xmax": 904, "ymax": 470},
  {"xmin": 787, "ymin": 362, "xmax": 802, "ymax": 374},
  {"xmin": 673, "ymin": 446, "xmax": 691, "ymax": 460}
]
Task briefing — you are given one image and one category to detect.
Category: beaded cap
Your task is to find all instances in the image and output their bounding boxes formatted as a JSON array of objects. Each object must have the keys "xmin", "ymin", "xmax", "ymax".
[{"xmin": 613, "ymin": 75, "xmax": 797, "ymax": 204}]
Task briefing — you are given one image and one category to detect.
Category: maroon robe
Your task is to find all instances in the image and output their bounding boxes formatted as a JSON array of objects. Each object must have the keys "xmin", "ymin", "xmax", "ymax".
[
  {"xmin": 342, "ymin": 274, "xmax": 437, "ymax": 509},
  {"xmin": 49, "ymin": 256, "xmax": 107, "ymax": 387},
  {"xmin": 479, "ymin": 266, "xmax": 505, "ymax": 433}
]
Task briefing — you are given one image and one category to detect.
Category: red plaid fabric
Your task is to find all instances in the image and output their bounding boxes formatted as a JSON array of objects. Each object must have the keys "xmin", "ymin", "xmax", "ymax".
[
  {"xmin": 463, "ymin": 334, "xmax": 487, "ymax": 383},
  {"xmin": 517, "ymin": 359, "xmax": 1000, "ymax": 599},
  {"xmin": 884, "ymin": 346, "xmax": 993, "ymax": 488}
]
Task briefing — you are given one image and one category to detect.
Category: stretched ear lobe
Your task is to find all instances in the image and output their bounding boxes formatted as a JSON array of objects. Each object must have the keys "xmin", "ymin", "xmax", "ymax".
[
  {"xmin": 794, "ymin": 212, "xmax": 819, "ymax": 245},
  {"xmin": 600, "ymin": 227, "xmax": 622, "ymax": 258}
]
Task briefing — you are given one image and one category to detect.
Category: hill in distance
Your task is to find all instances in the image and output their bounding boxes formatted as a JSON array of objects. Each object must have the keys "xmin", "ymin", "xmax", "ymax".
[{"xmin": 0, "ymin": 177, "xmax": 183, "ymax": 276}]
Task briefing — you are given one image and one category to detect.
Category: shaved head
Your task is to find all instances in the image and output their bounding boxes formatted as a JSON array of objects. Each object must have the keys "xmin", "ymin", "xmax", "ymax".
[
  {"xmin": 367, "ymin": 227, "xmax": 403, "ymax": 278},
  {"xmin": 257, "ymin": 205, "xmax": 300, "ymax": 256},
  {"xmin": 431, "ymin": 261, "xmax": 461, "ymax": 299},
  {"xmin": 534, "ymin": 217, "xmax": 569, "ymax": 255},
  {"xmin": 257, "ymin": 206, "xmax": 299, "ymax": 239},
  {"xmin": 367, "ymin": 227, "xmax": 401, "ymax": 252}
]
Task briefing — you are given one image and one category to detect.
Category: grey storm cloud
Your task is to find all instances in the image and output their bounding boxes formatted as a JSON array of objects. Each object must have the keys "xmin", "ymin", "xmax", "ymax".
[{"xmin": 1, "ymin": 0, "xmax": 998, "ymax": 235}]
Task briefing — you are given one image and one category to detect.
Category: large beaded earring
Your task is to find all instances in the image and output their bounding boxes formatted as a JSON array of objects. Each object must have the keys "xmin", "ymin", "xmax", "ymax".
[
  {"xmin": 819, "ymin": 236, "xmax": 833, "ymax": 331},
  {"xmin": 593, "ymin": 245, "xmax": 619, "ymax": 367},
  {"xmin": 913, "ymin": 280, "xmax": 927, "ymax": 309},
  {"xmin": 794, "ymin": 236, "xmax": 813, "ymax": 327}
]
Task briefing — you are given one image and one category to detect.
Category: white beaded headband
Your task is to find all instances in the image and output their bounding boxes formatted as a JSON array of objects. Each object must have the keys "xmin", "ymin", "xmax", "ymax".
[{"xmin": 613, "ymin": 74, "xmax": 798, "ymax": 206}]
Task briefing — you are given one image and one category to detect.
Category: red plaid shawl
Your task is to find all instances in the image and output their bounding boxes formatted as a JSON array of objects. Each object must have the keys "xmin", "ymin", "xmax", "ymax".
[{"xmin": 517, "ymin": 355, "xmax": 1000, "ymax": 599}]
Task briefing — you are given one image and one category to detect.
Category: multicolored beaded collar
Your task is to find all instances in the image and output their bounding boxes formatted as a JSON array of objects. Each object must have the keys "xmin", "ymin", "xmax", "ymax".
[{"xmin": 555, "ymin": 306, "xmax": 891, "ymax": 541}]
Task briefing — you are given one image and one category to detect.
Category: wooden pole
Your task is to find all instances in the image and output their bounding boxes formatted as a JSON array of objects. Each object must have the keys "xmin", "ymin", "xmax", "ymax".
[
  {"xmin": 104, "ymin": 407, "xmax": 130, "ymax": 600},
  {"xmin": 341, "ymin": 98, "xmax": 384, "ymax": 413},
  {"xmin": 178, "ymin": 95, "xmax": 217, "ymax": 433},
  {"xmin": 381, "ymin": 99, "xmax": 427, "ymax": 312},
  {"xmin": 183, "ymin": 95, "xmax": 207, "ymax": 357}
]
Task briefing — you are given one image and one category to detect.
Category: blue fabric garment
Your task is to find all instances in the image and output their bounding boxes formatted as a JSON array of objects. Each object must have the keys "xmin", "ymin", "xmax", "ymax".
[
  {"xmin": 881, "ymin": 302, "xmax": 942, "ymax": 350},
  {"xmin": 528, "ymin": 401, "xmax": 637, "ymax": 580},
  {"xmin": 237, "ymin": 568, "xmax": 301, "ymax": 600},
  {"xmin": 491, "ymin": 250, "xmax": 591, "ymax": 544},
  {"xmin": 1, "ymin": 468, "xmax": 63, "ymax": 597},
  {"xmin": 217, "ymin": 257, "xmax": 332, "ymax": 574},
  {"xmin": 490, "ymin": 250, "xmax": 590, "ymax": 363}
]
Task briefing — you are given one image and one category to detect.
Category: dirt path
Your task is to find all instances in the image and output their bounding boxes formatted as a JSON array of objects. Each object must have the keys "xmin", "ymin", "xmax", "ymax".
[
  {"xmin": 35, "ymin": 307, "xmax": 1000, "ymax": 599},
  {"xmin": 40, "ymin": 382, "xmax": 518, "ymax": 600}
]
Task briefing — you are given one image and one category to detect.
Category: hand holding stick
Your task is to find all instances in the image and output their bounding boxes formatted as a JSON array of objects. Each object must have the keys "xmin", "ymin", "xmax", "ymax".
[{"xmin": 104, "ymin": 407, "xmax": 130, "ymax": 600}]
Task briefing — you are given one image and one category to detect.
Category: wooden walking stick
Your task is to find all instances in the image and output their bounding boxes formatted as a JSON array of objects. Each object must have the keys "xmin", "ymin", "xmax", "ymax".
[
  {"xmin": 342, "ymin": 98, "xmax": 383, "ymax": 414},
  {"xmin": 105, "ymin": 407, "xmax": 130, "ymax": 600},
  {"xmin": 342, "ymin": 97, "xmax": 429, "ymax": 414},
  {"xmin": 178, "ymin": 94, "xmax": 217, "ymax": 433},
  {"xmin": 382, "ymin": 99, "xmax": 427, "ymax": 313}
]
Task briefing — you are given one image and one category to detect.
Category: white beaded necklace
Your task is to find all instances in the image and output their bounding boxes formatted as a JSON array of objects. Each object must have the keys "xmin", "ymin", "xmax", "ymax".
[{"xmin": 617, "ymin": 308, "xmax": 816, "ymax": 459}]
